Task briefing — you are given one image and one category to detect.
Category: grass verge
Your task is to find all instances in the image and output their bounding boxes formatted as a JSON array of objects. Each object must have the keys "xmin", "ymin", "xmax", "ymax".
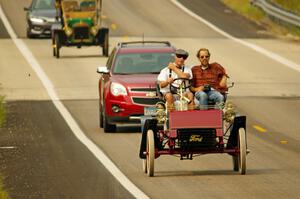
[
  {"xmin": 0, "ymin": 180, "xmax": 9, "ymax": 199},
  {"xmin": 0, "ymin": 93, "xmax": 8, "ymax": 198},
  {"xmin": 270, "ymin": 0, "xmax": 300, "ymax": 15},
  {"xmin": 0, "ymin": 95, "xmax": 6, "ymax": 127},
  {"xmin": 221, "ymin": 0, "xmax": 300, "ymax": 39}
]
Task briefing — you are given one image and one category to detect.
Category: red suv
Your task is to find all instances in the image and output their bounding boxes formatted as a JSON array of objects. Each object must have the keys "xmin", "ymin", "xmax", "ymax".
[{"xmin": 97, "ymin": 41, "xmax": 175, "ymax": 132}]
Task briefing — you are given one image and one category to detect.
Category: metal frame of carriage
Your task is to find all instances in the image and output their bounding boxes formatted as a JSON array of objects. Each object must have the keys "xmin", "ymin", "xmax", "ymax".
[{"xmin": 139, "ymin": 78, "xmax": 249, "ymax": 177}]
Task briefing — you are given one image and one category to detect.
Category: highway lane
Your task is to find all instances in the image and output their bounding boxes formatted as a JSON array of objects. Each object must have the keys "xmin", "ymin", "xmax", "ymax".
[{"xmin": 1, "ymin": 0, "xmax": 300, "ymax": 198}]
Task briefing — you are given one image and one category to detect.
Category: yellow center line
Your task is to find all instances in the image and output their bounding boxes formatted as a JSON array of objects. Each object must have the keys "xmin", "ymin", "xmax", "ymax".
[
  {"xmin": 252, "ymin": 125, "xmax": 267, "ymax": 133},
  {"xmin": 280, "ymin": 140, "xmax": 288, "ymax": 144}
]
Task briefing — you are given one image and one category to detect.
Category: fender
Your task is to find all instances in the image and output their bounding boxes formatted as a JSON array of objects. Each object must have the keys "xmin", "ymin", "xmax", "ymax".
[
  {"xmin": 139, "ymin": 117, "xmax": 158, "ymax": 159},
  {"xmin": 227, "ymin": 116, "xmax": 246, "ymax": 149}
]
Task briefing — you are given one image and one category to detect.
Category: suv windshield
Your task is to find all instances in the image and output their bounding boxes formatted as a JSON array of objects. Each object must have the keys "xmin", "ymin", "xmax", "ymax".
[
  {"xmin": 33, "ymin": 0, "xmax": 55, "ymax": 9},
  {"xmin": 113, "ymin": 52, "xmax": 173, "ymax": 74}
]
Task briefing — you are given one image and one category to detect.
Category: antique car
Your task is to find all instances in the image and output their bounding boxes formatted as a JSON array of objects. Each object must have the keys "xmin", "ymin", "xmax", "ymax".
[
  {"xmin": 51, "ymin": 0, "xmax": 109, "ymax": 58},
  {"xmin": 96, "ymin": 41, "xmax": 175, "ymax": 132},
  {"xmin": 139, "ymin": 78, "xmax": 249, "ymax": 176},
  {"xmin": 24, "ymin": 0, "xmax": 57, "ymax": 38}
]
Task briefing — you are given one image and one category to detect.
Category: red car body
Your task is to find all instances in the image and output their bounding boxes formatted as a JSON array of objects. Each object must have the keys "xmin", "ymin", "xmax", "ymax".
[{"xmin": 97, "ymin": 41, "xmax": 175, "ymax": 132}]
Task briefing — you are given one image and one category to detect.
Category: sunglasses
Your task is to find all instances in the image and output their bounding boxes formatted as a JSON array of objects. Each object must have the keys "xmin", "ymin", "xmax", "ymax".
[
  {"xmin": 176, "ymin": 54, "xmax": 188, "ymax": 60},
  {"xmin": 200, "ymin": 55, "xmax": 210, "ymax": 59}
]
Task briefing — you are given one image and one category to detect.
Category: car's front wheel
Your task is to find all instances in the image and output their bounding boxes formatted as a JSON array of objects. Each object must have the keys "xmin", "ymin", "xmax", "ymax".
[
  {"xmin": 99, "ymin": 102, "xmax": 103, "ymax": 128},
  {"xmin": 26, "ymin": 28, "xmax": 35, "ymax": 38},
  {"xmin": 103, "ymin": 110, "xmax": 116, "ymax": 133}
]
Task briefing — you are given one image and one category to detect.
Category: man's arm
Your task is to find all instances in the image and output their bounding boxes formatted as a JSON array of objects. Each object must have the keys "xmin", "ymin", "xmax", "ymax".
[
  {"xmin": 168, "ymin": 63, "xmax": 190, "ymax": 79},
  {"xmin": 190, "ymin": 85, "xmax": 204, "ymax": 92},
  {"xmin": 219, "ymin": 75, "xmax": 228, "ymax": 88},
  {"xmin": 159, "ymin": 77, "xmax": 173, "ymax": 88}
]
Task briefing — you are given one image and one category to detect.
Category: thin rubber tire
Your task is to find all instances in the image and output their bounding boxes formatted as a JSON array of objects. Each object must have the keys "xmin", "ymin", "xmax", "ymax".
[
  {"xmin": 238, "ymin": 128, "xmax": 246, "ymax": 175},
  {"xmin": 146, "ymin": 129, "xmax": 155, "ymax": 177}
]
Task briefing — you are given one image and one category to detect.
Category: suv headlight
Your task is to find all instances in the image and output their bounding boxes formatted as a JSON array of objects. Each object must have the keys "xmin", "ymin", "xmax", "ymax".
[{"xmin": 110, "ymin": 82, "xmax": 127, "ymax": 96}]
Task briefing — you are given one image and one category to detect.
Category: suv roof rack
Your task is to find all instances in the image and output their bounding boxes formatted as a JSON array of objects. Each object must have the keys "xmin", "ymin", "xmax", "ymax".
[{"xmin": 118, "ymin": 41, "xmax": 172, "ymax": 48}]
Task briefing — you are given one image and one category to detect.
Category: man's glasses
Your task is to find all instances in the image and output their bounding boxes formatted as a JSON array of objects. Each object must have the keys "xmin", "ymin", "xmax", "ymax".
[
  {"xmin": 176, "ymin": 54, "xmax": 188, "ymax": 60},
  {"xmin": 200, "ymin": 55, "xmax": 210, "ymax": 59}
]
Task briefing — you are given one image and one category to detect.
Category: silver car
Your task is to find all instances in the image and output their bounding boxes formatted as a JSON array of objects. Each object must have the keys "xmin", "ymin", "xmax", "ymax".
[{"xmin": 24, "ymin": 0, "xmax": 57, "ymax": 38}]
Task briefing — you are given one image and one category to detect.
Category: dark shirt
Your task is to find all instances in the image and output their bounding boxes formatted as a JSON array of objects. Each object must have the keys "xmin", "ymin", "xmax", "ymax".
[{"xmin": 192, "ymin": 62, "xmax": 228, "ymax": 93}]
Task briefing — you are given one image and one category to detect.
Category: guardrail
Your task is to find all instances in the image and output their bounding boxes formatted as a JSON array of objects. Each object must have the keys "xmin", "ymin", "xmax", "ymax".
[{"xmin": 250, "ymin": 0, "xmax": 300, "ymax": 28}]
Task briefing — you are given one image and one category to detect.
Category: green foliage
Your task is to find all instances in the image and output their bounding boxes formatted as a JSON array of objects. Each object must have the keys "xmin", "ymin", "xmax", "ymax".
[{"xmin": 0, "ymin": 94, "xmax": 8, "ymax": 198}]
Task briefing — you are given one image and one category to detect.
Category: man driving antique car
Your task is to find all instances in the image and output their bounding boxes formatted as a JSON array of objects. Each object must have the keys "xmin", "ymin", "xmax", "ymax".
[{"xmin": 157, "ymin": 49, "xmax": 194, "ymax": 110}]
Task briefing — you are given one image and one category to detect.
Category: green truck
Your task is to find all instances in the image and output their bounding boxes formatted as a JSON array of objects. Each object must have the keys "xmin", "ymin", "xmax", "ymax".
[{"xmin": 51, "ymin": 0, "xmax": 109, "ymax": 58}]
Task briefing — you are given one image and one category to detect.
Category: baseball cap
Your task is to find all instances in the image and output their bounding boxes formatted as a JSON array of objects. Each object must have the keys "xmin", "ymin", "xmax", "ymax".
[{"xmin": 175, "ymin": 49, "xmax": 189, "ymax": 56}]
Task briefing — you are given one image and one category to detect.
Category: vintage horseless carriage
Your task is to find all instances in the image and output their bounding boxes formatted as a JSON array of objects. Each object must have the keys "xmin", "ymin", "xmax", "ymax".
[
  {"xmin": 51, "ymin": 0, "xmax": 109, "ymax": 58},
  {"xmin": 139, "ymin": 78, "xmax": 249, "ymax": 177}
]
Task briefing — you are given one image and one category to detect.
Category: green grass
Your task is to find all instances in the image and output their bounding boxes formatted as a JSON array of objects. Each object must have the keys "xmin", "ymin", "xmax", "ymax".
[
  {"xmin": 222, "ymin": 0, "xmax": 266, "ymax": 21},
  {"xmin": 0, "ymin": 91, "xmax": 8, "ymax": 198},
  {"xmin": 270, "ymin": 0, "xmax": 300, "ymax": 15},
  {"xmin": 0, "ymin": 181, "xmax": 9, "ymax": 199},
  {"xmin": 221, "ymin": 0, "xmax": 300, "ymax": 39}
]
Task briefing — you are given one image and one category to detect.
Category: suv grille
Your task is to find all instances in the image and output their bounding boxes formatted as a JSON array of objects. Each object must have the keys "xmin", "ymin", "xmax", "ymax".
[
  {"xmin": 132, "ymin": 97, "xmax": 160, "ymax": 105},
  {"xmin": 130, "ymin": 88, "xmax": 157, "ymax": 92},
  {"xmin": 74, "ymin": 27, "xmax": 89, "ymax": 39}
]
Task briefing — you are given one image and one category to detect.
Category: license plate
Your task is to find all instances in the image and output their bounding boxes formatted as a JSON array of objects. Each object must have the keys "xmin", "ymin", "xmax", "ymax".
[{"xmin": 144, "ymin": 107, "xmax": 156, "ymax": 116}]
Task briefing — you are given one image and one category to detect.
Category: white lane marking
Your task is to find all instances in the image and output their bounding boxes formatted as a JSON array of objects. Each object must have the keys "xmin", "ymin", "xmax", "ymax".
[
  {"xmin": 0, "ymin": 5, "xmax": 149, "ymax": 199},
  {"xmin": 171, "ymin": 0, "xmax": 300, "ymax": 73},
  {"xmin": 0, "ymin": 146, "xmax": 16, "ymax": 149}
]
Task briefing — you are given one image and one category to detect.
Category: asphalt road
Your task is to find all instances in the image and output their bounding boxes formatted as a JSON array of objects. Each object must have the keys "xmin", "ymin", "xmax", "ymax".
[{"xmin": 1, "ymin": 0, "xmax": 300, "ymax": 199}]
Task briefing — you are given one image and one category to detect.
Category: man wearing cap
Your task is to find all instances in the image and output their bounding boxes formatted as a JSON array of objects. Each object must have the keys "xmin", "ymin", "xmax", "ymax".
[
  {"xmin": 190, "ymin": 48, "xmax": 228, "ymax": 109},
  {"xmin": 157, "ymin": 49, "xmax": 194, "ymax": 110}
]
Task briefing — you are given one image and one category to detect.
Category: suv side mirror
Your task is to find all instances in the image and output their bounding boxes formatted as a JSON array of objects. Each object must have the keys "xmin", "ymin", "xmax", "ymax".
[
  {"xmin": 24, "ymin": 7, "xmax": 29, "ymax": 11},
  {"xmin": 97, "ymin": 66, "xmax": 109, "ymax": 74}
]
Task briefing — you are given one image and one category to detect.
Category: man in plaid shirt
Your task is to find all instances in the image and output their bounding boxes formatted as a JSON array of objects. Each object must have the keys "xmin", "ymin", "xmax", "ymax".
[{"xmin": 191, "ymin": 48, "xmax": 228, "ymax": 109}]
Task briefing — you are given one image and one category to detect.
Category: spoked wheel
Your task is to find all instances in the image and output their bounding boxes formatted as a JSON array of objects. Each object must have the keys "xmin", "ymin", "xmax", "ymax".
[
  {"xmin": 238, "ymin": 128, "xmax": 246, "ymax": 174},
  {"xmin": 146, "ymin": 129, "xmax": 155, "ymax": 177}
]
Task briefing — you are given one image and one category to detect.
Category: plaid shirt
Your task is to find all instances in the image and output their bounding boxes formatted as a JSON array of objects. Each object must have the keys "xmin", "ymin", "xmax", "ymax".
[{"xmin": 191, "ymin": 62, "xmax": 228, "ymax": 93}]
